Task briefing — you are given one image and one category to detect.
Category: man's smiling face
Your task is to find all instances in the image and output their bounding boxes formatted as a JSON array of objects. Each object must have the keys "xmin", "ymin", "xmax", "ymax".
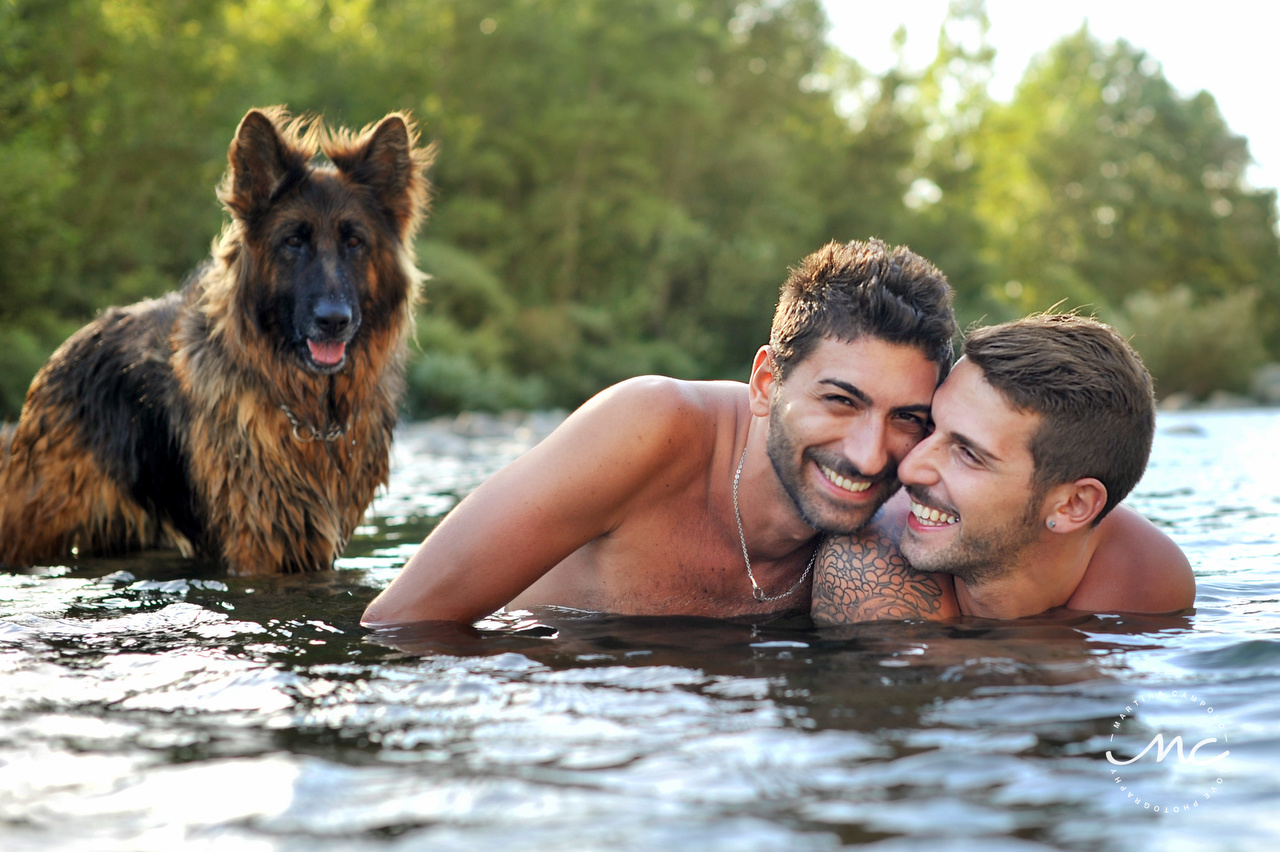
[
  {"xmin": 764, "ymin": 335, "xmax": 940, "ymax": 536},
  {"xmin": 897, "ymin": 358, "xmax": 1046, "ymax": 584}
]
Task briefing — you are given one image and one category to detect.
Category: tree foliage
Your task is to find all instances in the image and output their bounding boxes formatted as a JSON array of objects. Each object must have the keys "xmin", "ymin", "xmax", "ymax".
[
  {"xmin": 971, "ymin": 29, "xmax": 1280, "ymax": 336},
  {"xmin": 2, "ymin": 0, "xmax": 1277, "ymax": 418}
]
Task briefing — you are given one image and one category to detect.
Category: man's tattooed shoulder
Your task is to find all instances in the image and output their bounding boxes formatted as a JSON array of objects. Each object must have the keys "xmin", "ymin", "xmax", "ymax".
[{"xmin": 810, "ymin": 530, "xmax": 950, "ymax": 625}]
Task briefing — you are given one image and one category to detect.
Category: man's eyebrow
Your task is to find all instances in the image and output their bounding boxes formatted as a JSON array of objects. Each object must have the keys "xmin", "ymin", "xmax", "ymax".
[
  {"xmin": 950, "ymin": 429, "xmax": 1002, "ymax": 463},
  {"xmin": 818, "ymin": 379, "xmax": 932, "ymax": 416},
  {"xmin": 818, "ymin": 379, "xmax": 871, "ymax": 405}
]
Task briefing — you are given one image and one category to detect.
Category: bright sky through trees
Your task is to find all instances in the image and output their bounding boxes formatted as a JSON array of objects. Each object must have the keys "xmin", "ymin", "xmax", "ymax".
[{"xmin": 823, "ymin": 0, "xmax": 1280, "ymax": 192}]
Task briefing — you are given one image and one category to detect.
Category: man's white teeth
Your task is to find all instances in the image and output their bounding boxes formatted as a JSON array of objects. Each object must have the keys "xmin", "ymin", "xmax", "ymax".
[
  {"xmin": 911, "ymin": 500, "xmax": 958, "ymax": 526},
  {"xmin": 819, "ymin": 464, "xmax": 871, "ymax": 493}
]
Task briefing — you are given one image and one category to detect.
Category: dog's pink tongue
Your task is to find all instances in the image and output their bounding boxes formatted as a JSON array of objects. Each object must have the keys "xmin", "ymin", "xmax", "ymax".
[{"xmin": 308, "ymin": 340, "xmax": 346, "ymax": 365}]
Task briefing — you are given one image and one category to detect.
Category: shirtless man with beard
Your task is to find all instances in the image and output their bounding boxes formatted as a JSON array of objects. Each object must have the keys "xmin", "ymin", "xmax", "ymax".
[
  {"xmin": 362, "ymin": 239, "xmax": 958, "ymax": 626},
  {"xmin": 810, "ymin": 313, "xmax": 1196, "ymax": 625}
]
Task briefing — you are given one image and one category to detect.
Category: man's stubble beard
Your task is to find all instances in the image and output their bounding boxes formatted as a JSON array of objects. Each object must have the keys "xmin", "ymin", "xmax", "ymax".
[
  {"xmin": 764, "ymin": 404, "xmax": 900, "ymax": 537},
  {"xmin": 899, "ymin": 487, "xmax": 1043, "ymax": 586}
]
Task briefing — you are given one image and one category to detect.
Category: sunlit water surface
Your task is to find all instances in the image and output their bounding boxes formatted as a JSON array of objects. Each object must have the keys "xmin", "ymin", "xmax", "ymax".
[{"xmin": 2, "ymin": 410, "xmax": 1278, "ymax": 851}]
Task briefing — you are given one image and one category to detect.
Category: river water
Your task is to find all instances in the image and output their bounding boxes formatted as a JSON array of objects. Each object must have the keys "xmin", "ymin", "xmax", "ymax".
[{"xmin": 1, "ymin": 409, "xmax": 1277, "ymax": 851}]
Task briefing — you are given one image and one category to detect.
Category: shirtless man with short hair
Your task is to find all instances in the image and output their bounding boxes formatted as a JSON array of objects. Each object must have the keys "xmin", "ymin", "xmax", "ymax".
[
  {"xmin": 810, "ymin": 313, "xmax": 1196, "ymax": 625},
  {"xmin": 361, "ymin": 239, "xmax": 958, "ymax": 626}
]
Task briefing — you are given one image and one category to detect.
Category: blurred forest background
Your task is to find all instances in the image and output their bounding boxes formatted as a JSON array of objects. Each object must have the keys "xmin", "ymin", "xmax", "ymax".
[{"xmin": 3, "ymin": 0, "xmax": 1278, "ymax": 419}]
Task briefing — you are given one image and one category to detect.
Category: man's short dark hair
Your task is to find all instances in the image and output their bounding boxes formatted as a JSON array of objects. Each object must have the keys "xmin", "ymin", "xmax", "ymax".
[
  {"xmin": 963, "ymin": 313, "xmax": 1156, "ymax": 523},
  {"xmin": 769, "ymin": 239, "xmax": 957, "ymax": 379}
]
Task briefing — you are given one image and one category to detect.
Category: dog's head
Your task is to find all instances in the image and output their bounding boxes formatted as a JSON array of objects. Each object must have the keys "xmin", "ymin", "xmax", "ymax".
[{"xmin": 215, "ymin": 107, "xmax": 434, "ymax": 375}]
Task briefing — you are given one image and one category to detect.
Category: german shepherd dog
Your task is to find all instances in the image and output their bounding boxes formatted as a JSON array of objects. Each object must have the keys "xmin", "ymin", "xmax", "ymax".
[{"xmin": 0, "ymin": 107, "xmax": 434, "ymax": 574}]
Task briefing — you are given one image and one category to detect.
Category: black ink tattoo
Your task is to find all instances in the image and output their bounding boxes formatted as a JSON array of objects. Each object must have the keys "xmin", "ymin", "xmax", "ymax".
[{"xmin": 810, "ymin": 529, "xmax": 953, "ymax": 624}]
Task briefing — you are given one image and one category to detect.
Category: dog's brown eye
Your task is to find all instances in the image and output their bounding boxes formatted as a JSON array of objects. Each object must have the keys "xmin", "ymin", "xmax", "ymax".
[
  {"xmin": 346, "ymin": 235, "xmax": 363, "ymax": 249},
  {"xmin": 285, "ymin": 235, "xmax": 304, "ymax": 248}
]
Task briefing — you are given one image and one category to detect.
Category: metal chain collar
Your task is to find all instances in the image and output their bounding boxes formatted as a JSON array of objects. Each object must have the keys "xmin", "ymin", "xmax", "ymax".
[{"xmin": 280, "ymin": 404, "xmax": 349, "ymax": 443}]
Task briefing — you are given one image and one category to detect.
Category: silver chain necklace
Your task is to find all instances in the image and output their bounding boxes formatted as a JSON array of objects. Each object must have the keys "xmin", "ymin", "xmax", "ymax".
[
  {"xmin": 732, "ymin": 447, "xmax": 822, "ymax": 603},
  {"xmin": 280, "ymin": 404, "xmax": 349, "ymax": 443}
]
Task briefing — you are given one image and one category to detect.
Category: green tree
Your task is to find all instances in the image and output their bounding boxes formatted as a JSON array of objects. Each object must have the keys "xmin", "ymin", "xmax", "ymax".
[
  {"xmin": 1120, "ymin": 285, "xmax": 1267, "ymax": 399},
  {"xmin": 0, "ymin": 0, "xmax": 256, "ymax": 415},
  {"xmin": 972, "ymin": 27, "xmax": 1280, "ymax": 347},
  {"xmin": 893, "ymin": 0, "xmax": 1001, "ymax": 328},
  {"xmin": 387, "ymin": 0, "xmax": 858, "ymax": 405},
  {"xmin": 6, "ymin": 1, "xmax": 1274, "ymax": 418},
  {"xmin": 804, "ymin": 1, "xmax": 1002, "ymax": 332},
  {"xmin": 2, "ymin": 0, "xmax": 868, "ymax": 416}
]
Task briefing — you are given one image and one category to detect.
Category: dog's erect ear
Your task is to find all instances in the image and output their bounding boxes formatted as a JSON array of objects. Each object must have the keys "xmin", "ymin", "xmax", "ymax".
[
  {"xmin": 329, "ymin": 113, "xmax": 433, "ymax": 240},
  {"xmin": 222, "ymin": 108, "xmax": 309, "ymax": 220}
]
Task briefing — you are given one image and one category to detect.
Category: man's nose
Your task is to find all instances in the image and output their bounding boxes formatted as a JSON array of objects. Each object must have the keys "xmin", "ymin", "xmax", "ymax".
[
  {"xmin": 842, "ymin": 419, "xmax": 892, "ymax": 479},
  {"xmin": 898, "ymin": 433, "xmax": 939, "ymax": 486}
]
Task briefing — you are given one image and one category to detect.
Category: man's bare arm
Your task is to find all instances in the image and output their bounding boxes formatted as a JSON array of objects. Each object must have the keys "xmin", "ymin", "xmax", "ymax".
[
  {"xmin": 811, "ymin": 498, "xmax": 960, "ymax": 625},
  {"xmin": 361, "ymin": 376, "xmax": 710, "ymax": 626}
]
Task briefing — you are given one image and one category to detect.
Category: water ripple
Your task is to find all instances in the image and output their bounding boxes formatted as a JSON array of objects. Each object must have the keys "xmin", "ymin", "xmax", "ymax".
[{"xmin": 1, "ymin": 411, "xmax": 1278, "ymax": 850}]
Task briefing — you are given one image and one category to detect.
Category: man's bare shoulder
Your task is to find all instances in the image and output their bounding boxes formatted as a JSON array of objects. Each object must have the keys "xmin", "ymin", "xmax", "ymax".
[
  {"xmin": 593, "ymin": 375, "xmax": 742, "ymax": 422},
  {"xmin": 811, "ymin": 493, "xmax": 960, "ymax": 625},
  {"xmin": 583, "ymin": 375, "xmax": 740, "ymax": 467},
  {"xmin": 1069, "ymin": 504, "xmax": 1196, "ymax": 613}
]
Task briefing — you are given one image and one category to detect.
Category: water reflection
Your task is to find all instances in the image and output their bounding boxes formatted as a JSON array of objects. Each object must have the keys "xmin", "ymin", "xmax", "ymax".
[{"xmin": 1, "ymin": 411, "xmax": 1278, "ymax": 851}]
